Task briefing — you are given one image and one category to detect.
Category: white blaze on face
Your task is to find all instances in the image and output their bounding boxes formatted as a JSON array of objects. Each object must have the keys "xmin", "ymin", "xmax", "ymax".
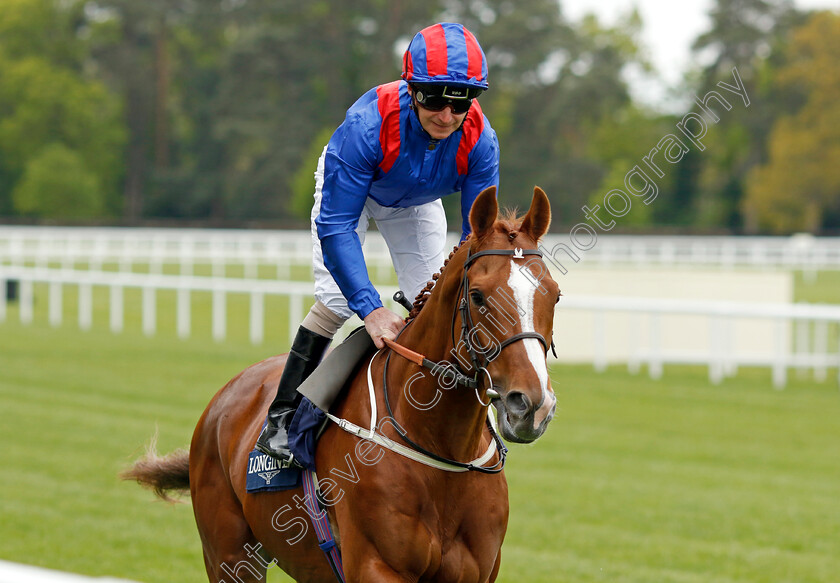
[{"xmin": 507, "ymin": 260, "xmax": 554, "ymax": 429}]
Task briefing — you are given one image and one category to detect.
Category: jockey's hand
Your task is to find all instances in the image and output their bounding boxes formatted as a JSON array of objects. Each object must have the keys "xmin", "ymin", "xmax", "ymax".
[{"xmin": 364, "ymin": 307, "xmax": 404, "ymax": 349}]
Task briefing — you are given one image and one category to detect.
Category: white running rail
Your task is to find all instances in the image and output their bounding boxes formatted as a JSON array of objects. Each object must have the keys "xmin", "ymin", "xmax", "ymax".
[
  {"xmin": 3, "ymin": 227, "xmax": 840, "ymax": 277},
  {"xmin": 0, "ymin": 266, "xmax": 395, "ymax": 346},
  {"xmin": 2, "ymin": 266, "xmax": 838, "ymax": 389}
]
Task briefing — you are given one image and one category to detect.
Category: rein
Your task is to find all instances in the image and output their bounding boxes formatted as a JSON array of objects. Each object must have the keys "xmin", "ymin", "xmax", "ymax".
[
  {"xmin": 380, "ymin": 346, "xmax": 507, "ymax": 474},
  {"xmin": 324, "ymin": 354, "xmax": 501, "ymax": 473}
]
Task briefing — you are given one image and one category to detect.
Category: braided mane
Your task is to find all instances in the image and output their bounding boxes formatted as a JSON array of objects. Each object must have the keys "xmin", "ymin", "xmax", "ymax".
[
  {"xmin": 405, "ymin": 209, "xmax": 523, "ymax": 322},
  {"xmin": 406, "ymin": 239, "xmax": 468, "ymax": 321}
]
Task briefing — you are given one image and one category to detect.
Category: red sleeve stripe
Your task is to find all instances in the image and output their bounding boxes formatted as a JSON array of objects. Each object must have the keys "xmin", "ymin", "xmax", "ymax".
[
  {"xmin": 463, "ymin": 27, "xmax": 485, "ymax": 83},
  {"xmin": 377, "ymin": 81, "xmax": 402, "ymax": 173},
  {"xmin": 456, "ymin": 101, "xmax": 485, "ymax": 175},
  {"xmin": 420, "ymin": 23, "xmax": 448, "ymax": 78}
]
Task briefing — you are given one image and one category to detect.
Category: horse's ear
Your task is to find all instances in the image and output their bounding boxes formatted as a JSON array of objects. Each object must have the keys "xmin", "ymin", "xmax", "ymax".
[
  {"xmin": 469, "ymin": 186, "xmax": 499, "ymax": 239},
  {"xmin": 519, "ymin": 186, "xmax": 551, "ymax": 241}
]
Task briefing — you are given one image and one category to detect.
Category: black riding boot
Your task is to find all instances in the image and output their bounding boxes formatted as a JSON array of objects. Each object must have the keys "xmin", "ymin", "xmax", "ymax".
[{"xmin": 255, "ymin": 327, "xmax": 331, "ymax": 463}]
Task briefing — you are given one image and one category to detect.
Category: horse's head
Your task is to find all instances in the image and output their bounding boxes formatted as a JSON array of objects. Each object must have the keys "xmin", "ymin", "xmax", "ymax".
[{"xmin": 458, "ymin": 186, "xmax": 560, "ymax": 444}]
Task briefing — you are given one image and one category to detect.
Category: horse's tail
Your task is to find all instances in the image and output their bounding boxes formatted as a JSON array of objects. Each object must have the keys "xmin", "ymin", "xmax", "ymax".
[{"xmin": 121, "ymin": 435, "xmax": 190, "ymax": 503}]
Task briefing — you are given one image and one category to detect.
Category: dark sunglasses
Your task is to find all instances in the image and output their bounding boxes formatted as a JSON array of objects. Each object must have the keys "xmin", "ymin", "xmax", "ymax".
[{"xmin": 412, "ymin": 85, "xmax": 479, "ymax": 114}]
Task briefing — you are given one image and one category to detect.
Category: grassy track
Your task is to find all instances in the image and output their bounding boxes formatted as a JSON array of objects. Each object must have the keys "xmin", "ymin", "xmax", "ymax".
[
  {"xmin": 504, "ymin": 365, "xmax": 839, "ymax": 583},
  {"xmin": 1, "ymin": 316, "xmax": 838, "ymax": 582},
  {"xmin": 793, "ymin": 270, "xmax": 840, "ymax": 304}
]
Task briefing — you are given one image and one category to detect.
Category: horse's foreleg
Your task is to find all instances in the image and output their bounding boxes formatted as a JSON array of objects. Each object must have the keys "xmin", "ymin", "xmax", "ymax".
[{"xmin": 487, "ymin": 550, "xmax": 501, "ymax": 582}]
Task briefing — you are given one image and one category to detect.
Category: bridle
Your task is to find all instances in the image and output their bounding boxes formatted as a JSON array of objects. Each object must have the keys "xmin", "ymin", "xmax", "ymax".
[
  {"xmin": 378, "ymin": 244, "xmax": 555, "ymax": 473},
  {"xmin": 455, "ymin": 247, "xmax": 554, "ymax": 394}
]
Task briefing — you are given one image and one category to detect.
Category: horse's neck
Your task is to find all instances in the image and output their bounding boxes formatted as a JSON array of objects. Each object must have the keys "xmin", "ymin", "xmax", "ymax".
[{"xmin": 384, "ymin": 257, "xmax": 490, "ymax": 461}]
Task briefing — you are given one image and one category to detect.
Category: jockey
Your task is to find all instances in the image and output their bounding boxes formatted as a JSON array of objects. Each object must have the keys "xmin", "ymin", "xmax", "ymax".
[{"xmin": 257, "ymin": 22, "xmax": 500, "ymax": 463}]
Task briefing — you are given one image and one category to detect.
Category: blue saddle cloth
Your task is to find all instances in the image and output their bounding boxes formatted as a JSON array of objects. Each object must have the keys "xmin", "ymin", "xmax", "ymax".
[
  {"xmin": 245, "ymin": 399, "xmax": 326, "ymax": 493},
  {"xmin": 245, "ymin": 420, "xmax": 302, "ymax": 493}
]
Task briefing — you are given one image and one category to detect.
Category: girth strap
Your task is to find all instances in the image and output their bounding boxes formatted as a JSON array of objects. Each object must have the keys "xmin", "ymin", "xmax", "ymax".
[{"xmin": 301, "ymin": 470, "xmax": 345, "ymax": 582}]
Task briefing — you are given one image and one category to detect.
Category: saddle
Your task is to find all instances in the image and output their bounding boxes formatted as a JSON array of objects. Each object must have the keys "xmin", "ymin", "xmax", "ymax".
[
  {"xmin": 289, "ymin": 326, "xmax": 375, "ymax": 469},
  {"xmin": 298, "ymin": 326, "xmax": 375, "ymax": 412}
]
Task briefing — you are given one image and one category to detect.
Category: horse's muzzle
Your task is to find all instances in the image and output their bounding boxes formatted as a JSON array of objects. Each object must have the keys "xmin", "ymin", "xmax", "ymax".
[{"xmin": 494, "ymin": 389, "xmax": 556, "ymax": 444}]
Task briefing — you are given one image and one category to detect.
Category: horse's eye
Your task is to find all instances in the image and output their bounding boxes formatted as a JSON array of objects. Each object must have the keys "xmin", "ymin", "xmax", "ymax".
[
  {"xmin": 555, "ymin": 292, "xmax": 562, "ymax": 304},
  {"xmin": 470, "ymin": 290, "xmax": 485, "ymax": 307}
]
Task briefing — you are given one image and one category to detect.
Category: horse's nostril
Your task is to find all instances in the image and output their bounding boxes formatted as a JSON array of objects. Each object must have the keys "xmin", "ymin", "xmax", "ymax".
[{"xmin": 505, "ymin": 391, "xmax": 531, "ymax": 416}]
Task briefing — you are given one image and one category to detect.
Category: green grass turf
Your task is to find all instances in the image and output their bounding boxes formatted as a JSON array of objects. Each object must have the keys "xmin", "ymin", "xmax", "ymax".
[
  {"xmin": 793, "ymin": 270, "xmax": 840, "ymax": 304},
  {"xmin": 1, "ymin": 318, "xmax": 838, "ymax": 582}
]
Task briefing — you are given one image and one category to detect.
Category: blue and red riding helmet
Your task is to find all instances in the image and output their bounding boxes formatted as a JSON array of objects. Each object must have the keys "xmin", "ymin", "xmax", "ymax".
[{"xmin": 402, "ymin": 22, "xmax": 489, "ymax": 91}]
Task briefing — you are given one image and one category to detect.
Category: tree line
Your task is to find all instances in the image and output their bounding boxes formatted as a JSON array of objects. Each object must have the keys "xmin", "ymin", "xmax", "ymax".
[{"xmin": 0, "ymin": 0, "xmax": 837, "ymax": 234}]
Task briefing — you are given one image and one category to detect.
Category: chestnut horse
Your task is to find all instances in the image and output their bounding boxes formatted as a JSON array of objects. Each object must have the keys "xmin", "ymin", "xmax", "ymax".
[{"xmin": 124, "ymin": 186, "xmax": 560, "ymax": 582}]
